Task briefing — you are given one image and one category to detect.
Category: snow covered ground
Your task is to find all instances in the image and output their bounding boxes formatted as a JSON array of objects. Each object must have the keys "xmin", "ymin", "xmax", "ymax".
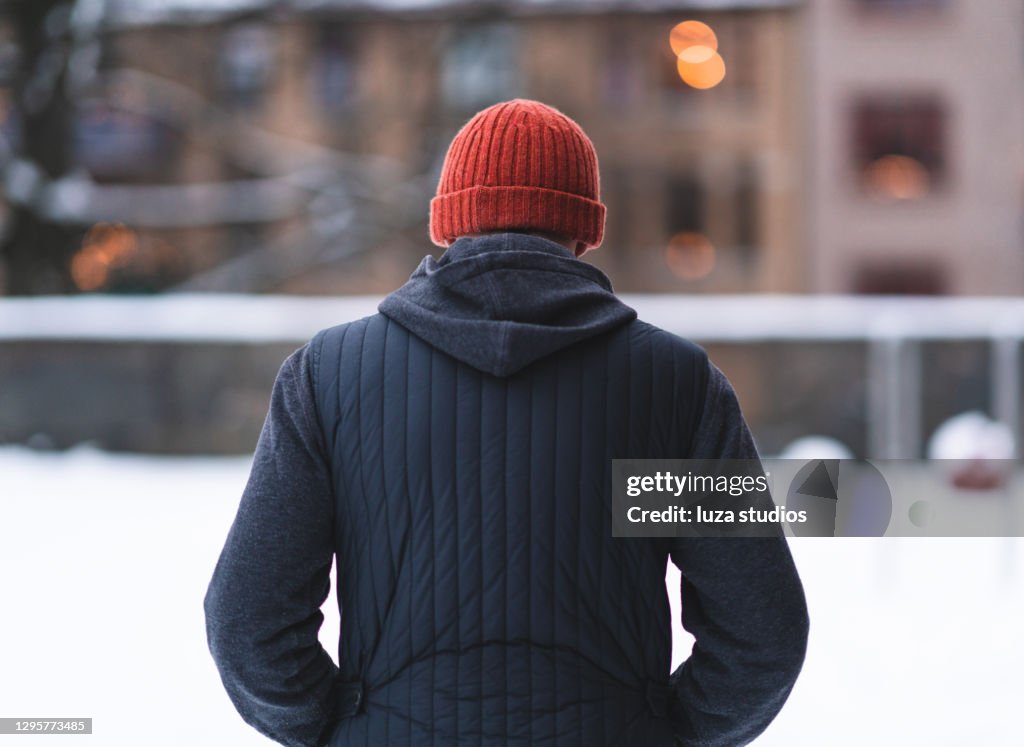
[{"xmin": 2, "ymin": 446, "xmax": 1022, "ymax": 745}]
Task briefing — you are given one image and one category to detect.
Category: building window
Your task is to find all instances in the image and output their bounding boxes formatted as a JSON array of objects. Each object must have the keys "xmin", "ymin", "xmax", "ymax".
[
  {"xmin": 441, "ymin": 23, "xmax": 521, "ymax": 111},
  {"xmin": 854, "ymin": 260, "xmax": 947, "ymax": 294},
  {"xmin": 663, "ymin": 172, "xmax": 717, "ymax": 281},
  {"xmin": 0, "ymin": 34, "xmax": 17, "ymax": 87},
  {"xmin": 718, "ymin": 19, "xmax": 757, "ymax": 101},
  {"xmin": 74, "ymin": 101, "xmax": 176, "ymax": 182},
  {"xmin": 853, "ymin": 0, "xmax": 947, "ymax": 12},
  {"xmin": 0, "ymin": 89, "xmax": 19, "ymax": 144},
  {"xmin": 603, "ymin": 165, "xmax": 633, "ymax": 253},
  {"xmin": 659, "ymin": 39, "xmax": 698, "ymax": 108},
  {"xmin": 311, "ymin": 24, "xmax": 357, "ymax": 115},
  {"xmin": 602, "ymin": 30, "xmax": 642, "ymax": 109},
  {"xmin": 665, "ymin": 172, "xmax": 704, "ymax": 235},
  {"xmin": 218, "ymin": 23, "xmax": 275, "ymax": 111},
  {"xmin": 852, "ymin": 96, "xmax": 946, "ymax": 200},
  {"xmin": 734, "ymin": 158, "xmax": 758, "ymax": 252}
]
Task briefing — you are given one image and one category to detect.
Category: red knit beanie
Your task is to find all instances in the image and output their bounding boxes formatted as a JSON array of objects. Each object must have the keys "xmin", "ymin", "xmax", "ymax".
[{"xmin": 430, "ymin": 99, "xmax": 606, "ymax": 256}]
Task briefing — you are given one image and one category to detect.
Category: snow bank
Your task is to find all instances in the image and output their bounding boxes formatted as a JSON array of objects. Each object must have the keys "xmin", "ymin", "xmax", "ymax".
[{"xmin": 1, "ymin": 446, "xmax": 1022, "ymax": 745}]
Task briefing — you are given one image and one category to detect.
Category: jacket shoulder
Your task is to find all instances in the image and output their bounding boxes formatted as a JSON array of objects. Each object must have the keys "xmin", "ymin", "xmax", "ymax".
[
  {"xmin": 626, "ymin": 318, "xmax": 709, "ymax": 367},
  {"xmin": 308, "ymin": 313, "xmax": 396, "ymax": 367},
  {"xmin": 615, "ymin": 318, "xmax": 713, "ymax": 456},
  {"xmin": 306, "ymin": 314, "xmax": 395, "ymax": 432},
  {"xmin": 309, "ymin": 312, "xmax": 381, "ymax": 348}
]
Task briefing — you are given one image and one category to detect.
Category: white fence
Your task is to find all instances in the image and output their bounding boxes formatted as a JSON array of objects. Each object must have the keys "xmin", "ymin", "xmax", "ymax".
[{"xmin": 2, "ymin": 293, "xmax": 1022, "ymax": 458}]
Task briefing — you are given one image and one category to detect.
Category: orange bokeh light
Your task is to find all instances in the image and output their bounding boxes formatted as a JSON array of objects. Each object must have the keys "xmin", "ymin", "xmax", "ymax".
[
  {"xmin": 678, "ymin": 44, "xmax": 716, "ymax": 64},
  {"xmin": 665, "ymin": 232, "xmax": 716, "ymax": 281},
  {"xmin": 677, "ymin": 50, "xmax": 727, "ymax": 90},
  {"xmin": 862, "ymin": 155, "xmax": 930, "ymax": 200},
  {"xmin": 70, "ymin": 223, "xmax": 139, "ymax": 292},
  {"xmin": 669, "ymin": 20, "xmax": 718, "ymax": 58}
]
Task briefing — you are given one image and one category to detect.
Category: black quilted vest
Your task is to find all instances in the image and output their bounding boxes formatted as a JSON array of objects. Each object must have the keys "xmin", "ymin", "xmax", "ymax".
[{"xmin": 310, "ymin": 307, "xmax": 707, "ymax": 746}]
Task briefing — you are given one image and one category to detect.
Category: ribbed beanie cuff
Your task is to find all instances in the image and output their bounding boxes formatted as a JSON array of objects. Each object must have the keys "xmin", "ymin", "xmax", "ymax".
[{"xmin": 429, "ymin": 185, "xmax": 606, "ymax": 250}]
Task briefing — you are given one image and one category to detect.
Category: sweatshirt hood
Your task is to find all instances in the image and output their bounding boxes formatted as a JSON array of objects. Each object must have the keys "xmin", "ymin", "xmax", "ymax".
[{"xmin": 378, "ymin": 233, "xmax": 637, "ymax": 377}]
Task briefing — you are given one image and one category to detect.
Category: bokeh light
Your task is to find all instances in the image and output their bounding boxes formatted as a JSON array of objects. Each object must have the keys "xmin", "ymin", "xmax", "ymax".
[
  {"xmin": 70, "ymin": 223, "xmax": 139, "ymax": 292},
  {"xmin": 678, "ymin": 44, "xmax": 716, "ymax": 64},
  {"xmin": 862, "ymin": 154, "xmax": 930, "ymax": 200},
  {"xmin": 677, "ymin": 50, "xmax": 727, "ymax": 90},
  {"xmin": 665, "ymin": 231, "xmax": 716, "ymax": 281},
  {"xmin": 669, "ymin": 20, "xmax": 725, "ymax": 90},
  {"xmin": 669, "ymin": 20, "xmax": 718, "ymax": 58}
]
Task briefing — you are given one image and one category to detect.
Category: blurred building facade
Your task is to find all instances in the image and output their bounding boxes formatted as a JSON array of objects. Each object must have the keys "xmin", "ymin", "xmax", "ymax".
[
  {"xmin": 3, "ymin": 1, "xmax": 1023, "ymax": 456},
  {"xmin": 805, "ymin": 0, "xmax": 1024, "ymax": 295},
  {"xmin": 0, "ymin": 0, "xmax": 804, "ymax": 295},
  {"xmin": 2, "ymin": 0, "xmax": 1023, "ymax": 297}
]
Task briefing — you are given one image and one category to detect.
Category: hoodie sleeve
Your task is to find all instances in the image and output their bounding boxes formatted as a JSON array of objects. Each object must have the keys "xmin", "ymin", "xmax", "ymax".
[
  {"xmin": 667, "ymin": 361, "xmax": 810, "ymax": 746},
  {"xmin": 204, "ymin": 344, "xmax": 341, "ymax": 747}
]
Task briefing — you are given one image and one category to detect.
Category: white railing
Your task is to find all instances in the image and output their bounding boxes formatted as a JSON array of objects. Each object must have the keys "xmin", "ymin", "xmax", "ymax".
[{"xmin": 2, "ymin": 293, "xmax": 1022, "ymax": 458}]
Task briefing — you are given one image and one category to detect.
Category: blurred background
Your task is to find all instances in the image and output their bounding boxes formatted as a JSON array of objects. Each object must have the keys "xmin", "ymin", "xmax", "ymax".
[
  {"xmin": 1, "ymin": 0, "xmax": 1023, "ymax": 456},
  {"xmin": 1, "ymin": 1, "xmax": 1023, "ymax": 745}
]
